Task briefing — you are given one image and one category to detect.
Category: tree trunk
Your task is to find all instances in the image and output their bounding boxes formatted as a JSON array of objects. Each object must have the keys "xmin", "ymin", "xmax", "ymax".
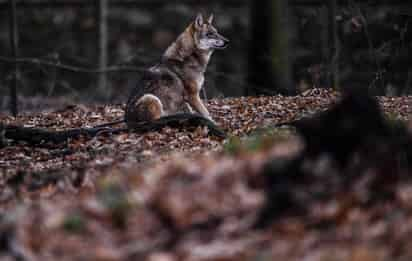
[
  {"xmin": 9, "ymin": 0, "xmax": 19, "ymax": 116},
  {"xmin": 248, "ymin": 0, "xmax": 293, "ymax": 95},
  {"xmin": 96, "ymin": 0, "xmax": 109, "ymax": 99},
  {"xmin": 328, "ymin": 0, "xmax": 339, "ymax": 89}
]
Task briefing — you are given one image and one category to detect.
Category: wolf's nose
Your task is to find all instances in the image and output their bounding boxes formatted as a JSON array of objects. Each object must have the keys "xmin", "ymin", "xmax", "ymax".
[{"xmin": 217, "ymin": 40, "xmax": 228, "ymax": 49}]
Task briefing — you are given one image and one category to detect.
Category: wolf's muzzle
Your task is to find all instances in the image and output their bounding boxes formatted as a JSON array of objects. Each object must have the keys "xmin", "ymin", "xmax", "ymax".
[{"xmin": 217, "ymin": 34, "xmax": 229, "ymax": 49}]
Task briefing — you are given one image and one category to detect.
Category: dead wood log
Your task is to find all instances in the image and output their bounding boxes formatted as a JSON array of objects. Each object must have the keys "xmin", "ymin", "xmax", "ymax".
[
  {"xmin": 1, "ymin": 113, "xmax": 226, "ymax": 146},
  {"xmin": 128, "ymin": 113, "xmax": 227, "ymax": 139}
]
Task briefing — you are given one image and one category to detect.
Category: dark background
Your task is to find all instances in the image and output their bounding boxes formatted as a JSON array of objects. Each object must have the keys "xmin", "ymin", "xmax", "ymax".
[{"xmin": 0, "ymin": 0, "xmax": 411, "ymax": 112}]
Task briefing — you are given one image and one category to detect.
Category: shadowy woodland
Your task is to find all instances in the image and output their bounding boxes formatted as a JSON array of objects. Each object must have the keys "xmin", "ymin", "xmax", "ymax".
[
  {"xmin": 1, "ymin": 1, "xmax": 412, "ymax": 260},
  {"xmin": 0, "ymin": 0, "xmax": 411, "ymax": 112}
]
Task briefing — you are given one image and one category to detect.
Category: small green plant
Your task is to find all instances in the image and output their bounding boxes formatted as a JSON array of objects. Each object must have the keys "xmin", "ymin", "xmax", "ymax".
[
  {"xmin": 98, "ymin": 178, "xmax": 131, "ymax": 229},
  {"xmin": 385, "ymin": 112, "xmax": 403, "ymax": 128},
  {"xmin": 224, "ymin": 126, "xmax": 295, "ymax": 155},
  {"xmin": 62, "ymin": 212, "xmax": 85, "ymax": 233},
  {"xmin": 223, "ymin": 136, "xmax": 243, "ymax": 154}
]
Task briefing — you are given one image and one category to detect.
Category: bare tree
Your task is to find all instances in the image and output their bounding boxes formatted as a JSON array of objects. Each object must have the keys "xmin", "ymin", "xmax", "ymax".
[
  {"xmin": 328, "ymin": 0, "xmax": 339, "ymax": 89},
  {"xmin": 9, "ymin": 0, "xmax": 19, "ymax": 116},
  {"xmin": 97, "ymin": 0, "xmax": 109, "ymax": 99}
]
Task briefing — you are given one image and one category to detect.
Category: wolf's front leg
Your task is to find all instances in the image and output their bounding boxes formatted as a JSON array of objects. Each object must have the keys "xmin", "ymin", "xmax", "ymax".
[
  {"xmin": 183, "ymin": 102, "xmax": 194, "ymax": 113},
  {"xmin": 188, "ymin": 94, "xmax": 215, "ymax": 123}
]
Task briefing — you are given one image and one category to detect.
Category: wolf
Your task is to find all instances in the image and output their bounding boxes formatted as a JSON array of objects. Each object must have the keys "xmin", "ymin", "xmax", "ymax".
[
  {"xmin": 124, "ymin": 13, "xmax": 229, "ymax": 128},
  {"xmin": 1, "ymin": 16, "xmax": 228, "ymax": 146}
]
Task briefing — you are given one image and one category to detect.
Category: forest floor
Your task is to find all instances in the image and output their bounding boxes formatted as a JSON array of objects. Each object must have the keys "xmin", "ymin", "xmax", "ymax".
[{"xmin": 0, "ymin": 89, "xmax": 412, "ymax": 260}]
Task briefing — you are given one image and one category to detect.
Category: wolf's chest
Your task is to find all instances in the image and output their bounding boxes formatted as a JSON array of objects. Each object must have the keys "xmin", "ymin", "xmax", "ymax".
[{"xmin": 194, "ymin": 76, "xmax": 205, "ymax": 91}]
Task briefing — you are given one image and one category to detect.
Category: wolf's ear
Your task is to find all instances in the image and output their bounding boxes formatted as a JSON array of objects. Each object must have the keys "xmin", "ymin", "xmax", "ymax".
[
  {"xmin": 195, "ymin": 13, "xmax": 204, "ymax": 29},
  {"xmin": 207, "ymin": 14, "xmax": 214, "ymax": 24}
]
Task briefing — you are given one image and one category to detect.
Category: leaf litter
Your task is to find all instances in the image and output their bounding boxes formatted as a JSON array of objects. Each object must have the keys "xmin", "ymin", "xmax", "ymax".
[{"xmin": 0, "ymin": 89, "xmax": 412, "ymax": 260}]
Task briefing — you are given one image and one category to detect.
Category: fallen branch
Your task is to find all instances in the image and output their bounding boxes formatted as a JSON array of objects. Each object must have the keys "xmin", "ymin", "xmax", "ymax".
[
  {"xmin": 1, "ymin": 113, "xmax": 226, "ymax": 146},
  {"xmin": 129, "ymin": 113, "xmax": 227, "ymax": 139},
  {"xmin": 3, "ymin": 125, "xmax": 110, "ymax": 145}
]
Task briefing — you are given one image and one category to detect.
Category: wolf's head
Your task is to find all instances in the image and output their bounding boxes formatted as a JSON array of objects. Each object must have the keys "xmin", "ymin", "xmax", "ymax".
[{"xmin": 192, "ymin": 13, "xmax": 229, "ymax": 51}]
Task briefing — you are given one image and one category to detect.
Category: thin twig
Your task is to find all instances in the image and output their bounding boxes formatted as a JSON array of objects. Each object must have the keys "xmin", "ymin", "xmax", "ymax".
[
  {"xmin": 0, "ymin": 55, "xmax": 268, "ymax": 93},
  {"xmin": 0, "ymin": 56, "xmax": 145, "ymax": 73},
  {"xmin": 0, "ymin": 55, "xmax": 277, "ymax": 98},
  {"xmin": 349, "ymin": 0, "xmax": 384, "ymax": 90}
]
